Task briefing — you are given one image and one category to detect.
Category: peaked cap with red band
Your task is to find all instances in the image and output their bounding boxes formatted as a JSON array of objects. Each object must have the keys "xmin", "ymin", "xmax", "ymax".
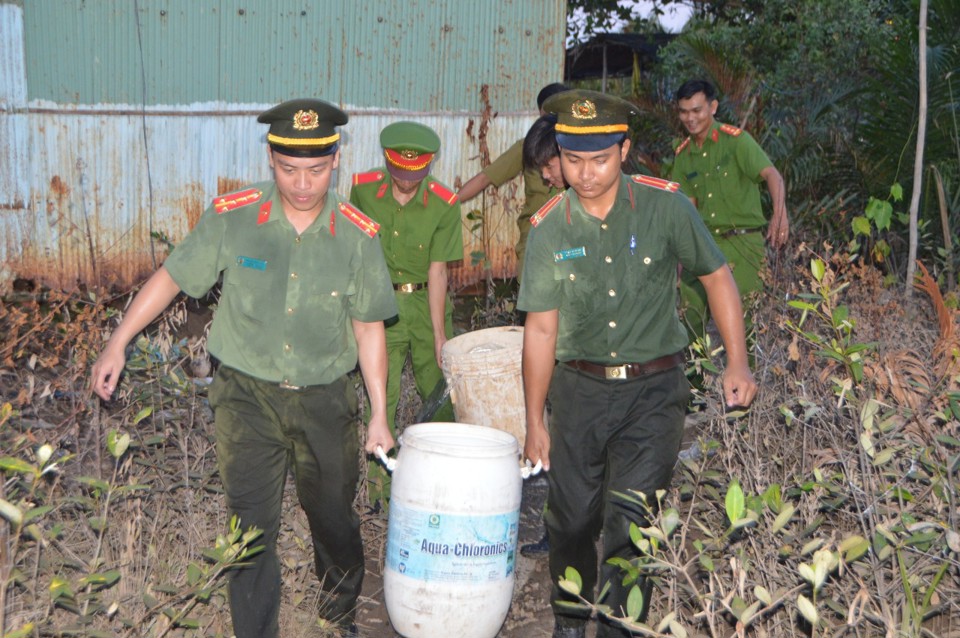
[{"xmin": 380, "ymin": 121, "xmax": 440, "ymax": 182}]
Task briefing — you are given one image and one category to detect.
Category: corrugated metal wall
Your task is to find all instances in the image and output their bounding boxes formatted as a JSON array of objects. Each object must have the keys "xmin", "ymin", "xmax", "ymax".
[{"xmin": 0, "ymin": 0, "xmax": 566, "ymax": 292}]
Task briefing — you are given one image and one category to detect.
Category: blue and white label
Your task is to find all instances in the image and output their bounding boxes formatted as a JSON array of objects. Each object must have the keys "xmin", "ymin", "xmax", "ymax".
[
  {"xmin": 386, "ymin": 501, "xmax": 519, "ymax": 583},
  {"xmin": 237, "ymin": 255, "xmax": 267, "ymax": 270},
  {"xmin": 554, "ymin": 246, "xmax": 587, "ymax": 262}
]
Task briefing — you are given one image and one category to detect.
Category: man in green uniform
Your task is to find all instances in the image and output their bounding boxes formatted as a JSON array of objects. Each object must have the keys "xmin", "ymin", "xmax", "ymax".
[
  {"xmin": 90, "ymin": 99, "xmax": 397, "ymax": 638},
  {"xmin": 671, "ymin": 79, "xmax": 789, "ymax": 341},
  {"xmin": 519, "ymin": 90, "xmax": 757, "ymax": 638},
  {"xmin": 458, "ymin": 83, "xmax": 570, "ymax": 271},
  {"xmin": 349, "ymin": 122, "xmax": 463, "ymax": 506},
  {"xmin": 522, "ymin": 113, "xmax": 567, "ymax": 196},
  {"xmin": 517, "ymin": 112, "xmax": 567, "ymax": 558}
]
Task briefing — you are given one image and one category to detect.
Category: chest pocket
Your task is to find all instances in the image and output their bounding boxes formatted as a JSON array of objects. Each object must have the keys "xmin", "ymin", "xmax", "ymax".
[
  {"xmin": 712, "ymin": 149, "xmax": 743, "ymax": 202},
  {"xmin": 222, "ymin": 258, "xmax": 280, "ymax": 326},
  {"xmin": 626, "ymin": 239, "xmax": 673, "ymax": 294},
  {"xmin": 400, "ymin": 217, "xmax": 436, "ymax": 270},
  {"xmin": 307, "ymin": 277, "xmax": 354, "ymax": 335},
  {"xmin": 554, "ymin": 257, "xmax": 598, "ymax": 324}
]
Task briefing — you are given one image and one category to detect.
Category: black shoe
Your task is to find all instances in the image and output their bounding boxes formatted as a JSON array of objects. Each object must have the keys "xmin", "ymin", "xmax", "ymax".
[
  {"xmin": 520, "ymin": 532, "xmax": 549, "ymax": 557},
  {"xmin": 552, "ymin": 621, "xmax": 586, "ymax": 638}
]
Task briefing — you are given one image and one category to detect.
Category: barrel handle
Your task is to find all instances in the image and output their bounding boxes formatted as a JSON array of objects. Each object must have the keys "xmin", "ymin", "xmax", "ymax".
[
  {"xmin": 375, "ymin": 446, "xmax": 397, "ymax": 472},
  {"xmin": 378, "ymin": 446, "xmax": 539, "ymax": 478},
  {"xmin": 521, "ymin": 459, "xmax": 542, "ymax": 479}
]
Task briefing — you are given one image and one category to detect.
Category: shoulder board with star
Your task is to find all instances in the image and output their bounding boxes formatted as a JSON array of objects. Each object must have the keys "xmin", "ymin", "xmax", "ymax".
[
  {"xmin": 719, "ymin": 123, "xmax": 743, "ymax": 137},
  {"xmin": 675, "ymin": 137, "xmax": 691, "ymax": 155},
  {"xmin": 213, "ymin": 187, "xmax": 262, "ymax": 214},
  {"xmin": 352, "ymin": 170, "xmax": 386, "ymax": 187},
  {"xmin": 631, "ymin": 175, "xmax": 680, "ymax": 193},
  {"xmin": 530, "ymin": 193, "xmax": 565, "ymax": 227},
  {"xmin": 427, "ymin": 180, "xmax": 458, "ymax": 205},
  {"xmin": 337, "ymin": 202, "xmax": 380, "ymax": 237}
]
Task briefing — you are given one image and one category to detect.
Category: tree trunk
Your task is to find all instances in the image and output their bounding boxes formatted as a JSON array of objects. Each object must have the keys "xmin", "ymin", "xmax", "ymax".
[{"xmin": 906, "ymin": 0, "xmax": 928, "ymax": 296}]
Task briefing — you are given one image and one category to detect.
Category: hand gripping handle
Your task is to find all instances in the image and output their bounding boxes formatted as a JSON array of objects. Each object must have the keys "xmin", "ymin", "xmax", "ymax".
[
  {"xmin": 375, "ymin": 446, "xmax": 397, "ymax": 472},
  {"xmin": 376, "ymin": 445, "xmax": 542, "ymax": 479}
]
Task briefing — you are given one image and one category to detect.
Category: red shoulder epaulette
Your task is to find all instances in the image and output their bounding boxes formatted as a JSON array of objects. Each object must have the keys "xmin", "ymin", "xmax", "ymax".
[
  {"xmin": 337, "ymin": 202, "xmax": 380, "ymax": 238},
  {"xmin": 719, "ymin": 123, "xmax": 743, "ymax": 137},
  {"xmin": 631, "ymin": 175, "xmax": 680, "ymax": 193},
  {"xmin": 675, "ymin": 137, "xmax": 690, "ymax": 155},
  {"xmin": 257, "ymin": 201, "xmax": 272, "ymax": 225},
  {"xmin": 213, "ymin": 187, "xmax": 262, "ymax": 214},
  {"xmin": 352, "ymin": 170, "xmax": 385, "ymax": 187},
  {"xmin": 530, "ymin": 193, "xmax": 564, "ymax": 227},
  {"xmin": 428, "ymin": 181, "xmax": 458, "ymax": 205}
]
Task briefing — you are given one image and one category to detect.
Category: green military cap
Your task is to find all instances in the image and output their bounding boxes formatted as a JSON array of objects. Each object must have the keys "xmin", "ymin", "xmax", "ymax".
[
  {"xmin": 380, "ymin": 121, "xmax": 440, "ymax": 181},
  {"xmin": 257, "ymin": 98, "xmax": 348, "ymax": 157},
  {"xmin": 542, "ymin": 89, "xmax": 638, "ymax": 152}
]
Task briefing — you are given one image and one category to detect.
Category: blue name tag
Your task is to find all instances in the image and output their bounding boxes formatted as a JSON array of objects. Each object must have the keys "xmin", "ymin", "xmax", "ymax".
[
  {"xmin": 554, "ymin": 247, "xmax": 587, "ymax": 262},
  {"xmin": 237, "ymin": 256, "xmax": 267, "ymax": 271}
]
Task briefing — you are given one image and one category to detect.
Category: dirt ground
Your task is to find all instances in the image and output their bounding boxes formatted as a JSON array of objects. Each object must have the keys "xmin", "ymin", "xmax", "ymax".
[
  {"xmin": 346, "ymin": 412, "xmax": 706, "ymax": 638},
  {"xmin": 1, "ymin": 292, "xmax": 705, "ymax": 638},
  {"xmin": 353, "ymin": 475, "xmax": 558, "ymax": 638}
]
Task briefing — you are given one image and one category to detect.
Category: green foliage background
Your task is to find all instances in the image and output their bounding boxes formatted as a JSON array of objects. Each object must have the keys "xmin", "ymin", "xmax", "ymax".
[{"xmin": 571, "ymin": 0, "xmax": 960, "ymax": 285}]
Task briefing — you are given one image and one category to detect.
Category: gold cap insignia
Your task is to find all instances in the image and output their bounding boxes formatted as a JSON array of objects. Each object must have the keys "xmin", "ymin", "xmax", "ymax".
[
  {"xmin": 400, "ymin": 149, "xmax": 420, "ymax": 160},
  {"xmin": 292, "ymin": 109, "xmax": 320, "ymax": 131},
  {"xmin": 571, "ymin": 99, "xmax": 597, "ymax": 120}
]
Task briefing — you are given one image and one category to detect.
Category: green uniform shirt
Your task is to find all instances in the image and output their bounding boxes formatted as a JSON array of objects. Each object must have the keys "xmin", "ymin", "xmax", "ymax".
[
  {"xmin": 164, "ymin": 181, "xmax": 397, "ymax": 387},
  {"xmin": 671, "ymin": 121, "xmax": 773, "ymax": 232},
  {"xmin": 517, "ymin": 174, "xmax": 726, "ymax": 364},
  {"xmin": 349, "ymin": 171, "xmax": 463, "ymax": 282},
  {"xmin": 482, "ymin": 137, "xmax": 560, "ymax": 234}
]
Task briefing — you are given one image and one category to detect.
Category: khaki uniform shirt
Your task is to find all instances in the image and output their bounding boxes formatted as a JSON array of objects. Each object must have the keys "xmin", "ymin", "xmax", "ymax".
[
  {"xmin": 517, "ymin": 174, "xmax": 726, "ymax": 364},
  {"xmin": 349, "ymin": 171, "xmax": 463, "ymax": 283},
  {"xmin": 482, "ymin": 138, "xmax": 561, "ymax": 239},
  {"xmin": 671, "ymin": 121, "xmax": 773, "ymax": 232},
  {"xmin": 164, "ymin": 181, "xmax": 397, "ymax": 387}
]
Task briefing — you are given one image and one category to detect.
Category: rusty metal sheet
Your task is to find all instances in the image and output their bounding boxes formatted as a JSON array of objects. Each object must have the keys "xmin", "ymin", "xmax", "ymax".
[
  {"xmin": 1, "ymin": 107, "xmax": 534, "ymax": 292},
  {"xmin": 2, "ymin": 1, "xmax": 564, "ymax": 293}
]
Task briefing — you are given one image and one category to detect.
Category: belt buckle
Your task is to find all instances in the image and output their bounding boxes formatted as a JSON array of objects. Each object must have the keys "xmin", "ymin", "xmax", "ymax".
[
  {"xmin": 398, "ymin": 282, "xmax": 416, "ymax": 293},
  {"xmin": 279, "ymin": 380, "xmax": 304, "ymax": 390},
  {"xmin": 604, "ymin": 365, "xmax": 628, "ymax": 380}
]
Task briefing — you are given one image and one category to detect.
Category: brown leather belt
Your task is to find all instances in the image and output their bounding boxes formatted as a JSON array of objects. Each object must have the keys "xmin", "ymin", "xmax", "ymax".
[
  {"xmin": 393, "ymin": 282, "xmax": 426, "ymax": 293},
  {"xmin": 564, "ymin": 351, "xmax": 685, "ymax": 380}
]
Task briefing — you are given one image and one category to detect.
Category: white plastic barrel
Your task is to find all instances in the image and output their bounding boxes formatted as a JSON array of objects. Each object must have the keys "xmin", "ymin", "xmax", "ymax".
[
  {"xmin": 383, "ymin": 422, "xmax": 523, "ymax": 638},
  {"xmin": 441, "ymin": 326, "xmax": 527, "ymax": 448}
]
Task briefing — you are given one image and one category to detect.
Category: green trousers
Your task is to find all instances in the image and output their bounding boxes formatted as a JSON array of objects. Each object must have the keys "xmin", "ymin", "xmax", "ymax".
[
  {"xmin": 680, "ymin": 230, "xmax": 764, "ymax": 343},
  {"xmin": 545, "ymin": 363, "xmax": 690, "ymax": 637},
  {"xmin": 384, "ymin": 290, "xmax": 455, "ymax": 430},
  {"xmin": 210, "ymin": 367, "xmax": 363, "ymax": 638},
  {"xmin": 368, "ymin": 290, "xmax": 455, "ymax": 506}
]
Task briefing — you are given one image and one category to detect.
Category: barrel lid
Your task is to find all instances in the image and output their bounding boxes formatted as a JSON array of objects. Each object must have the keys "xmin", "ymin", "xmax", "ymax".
[
  {"xmin": 441, "ymin": 326, "xmax": 523, "ymax": 359},
  {"xmin": 399, "ymin": 422, "xmax": 519, "ymax": 458}
]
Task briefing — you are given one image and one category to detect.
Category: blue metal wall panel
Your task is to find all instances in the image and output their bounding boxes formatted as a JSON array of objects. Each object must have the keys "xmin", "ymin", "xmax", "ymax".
[
  {"xmin": 23, "ymin": 0, "xmax": 565, "ymax": 111},
  {"xmin": 0, "ymin": 3, "xmax": 28, "ymax": 285},
  {"xmin": 3, "ymin": 0, "xmax": 565, "ymax": 292}
]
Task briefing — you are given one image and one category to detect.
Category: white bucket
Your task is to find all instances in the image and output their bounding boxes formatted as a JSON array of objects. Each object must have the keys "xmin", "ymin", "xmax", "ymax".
[
  {"xmin": 441, "ymin": 326, "xmax": 527, "ymax": 448},
  {"xmin": 383, "ymin": 422, "xmax": 523, "ymax": 638}
]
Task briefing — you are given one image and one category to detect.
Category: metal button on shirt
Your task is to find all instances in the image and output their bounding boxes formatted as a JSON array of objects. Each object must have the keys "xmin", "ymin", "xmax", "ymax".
[
  {"xmin": 517, "ymin": 174, "xmax": 726, "ymax": 364},
  {"xmin": 349, "ymin": 172, "xmax": 463, "ymax": 284},
  {"xmin": 671, "ymin": 120, "xmax": 772, "ymax": 231},
  {"xmin": 162, "ymin": 183, "xmax": 397, "ymax": 387}
]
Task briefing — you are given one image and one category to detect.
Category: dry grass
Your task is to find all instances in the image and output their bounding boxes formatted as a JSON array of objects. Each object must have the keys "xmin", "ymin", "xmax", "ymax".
[{"xmin": 1, "ymin": 244, "xmax": 958, "ymax": 637}]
